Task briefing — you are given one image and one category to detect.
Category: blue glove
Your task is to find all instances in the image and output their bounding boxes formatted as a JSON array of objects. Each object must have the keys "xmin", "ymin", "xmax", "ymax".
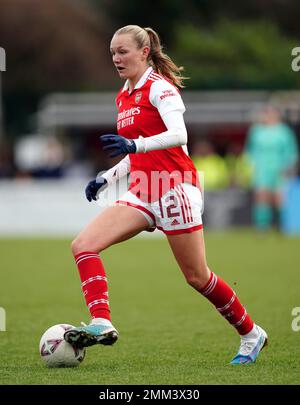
[
  {"xmin": 100, "ymin": 134, "xmax": 137, "ymax": 158},
  {"xmin": 85, "ymin": 177, "xmax": 107, "ymax": 202}
]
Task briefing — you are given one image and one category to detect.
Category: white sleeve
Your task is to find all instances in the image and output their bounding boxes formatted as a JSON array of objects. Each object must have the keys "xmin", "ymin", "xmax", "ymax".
[
  {"xmin": 134, "ymin": 79, "xmax": 187, "ymax": 153},
  {"xmin": 134, "ymin": 109, "xmax": 187, "ymax": 153},
  {"xmin": 101, "ymin": 154, "xmax": 130, "ymax": 185},
  {"xmin": 149, "ymin": 79, "xmax": 186, "ymax": 116}
]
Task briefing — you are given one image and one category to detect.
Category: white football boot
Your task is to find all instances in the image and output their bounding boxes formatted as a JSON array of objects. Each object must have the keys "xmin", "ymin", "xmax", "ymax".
[{"xmin": 230, "ymin": 325, "xmax": 268, "ymax": 365}]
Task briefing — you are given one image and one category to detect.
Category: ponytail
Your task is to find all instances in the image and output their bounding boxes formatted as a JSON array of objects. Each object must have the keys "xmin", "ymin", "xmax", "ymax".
[{"xmin": 144, "ymin": 27, "xmax": 188, "ymax": 88}]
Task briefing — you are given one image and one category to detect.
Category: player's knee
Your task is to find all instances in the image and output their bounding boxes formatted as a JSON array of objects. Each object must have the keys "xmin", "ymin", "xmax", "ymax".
[
  {"xmin": 185, "ymin": 275, "xmax": 205, "ymax": 290},
  {"xmin": 71, "ymin": 237, "xmax": 99, "ymax": 255},
  {"xmin": 185, "ymin": 267, "xmax": 210, "ymax": 291},
  {"xmin": 71, "ymin": 237, "xmax": 85, "ymax": 255}
]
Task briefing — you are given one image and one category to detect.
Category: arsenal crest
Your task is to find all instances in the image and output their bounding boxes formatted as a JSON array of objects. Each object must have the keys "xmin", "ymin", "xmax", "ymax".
[{"xmin": 135, "ymin": 91, "xmax": 142, "ymax": 103}]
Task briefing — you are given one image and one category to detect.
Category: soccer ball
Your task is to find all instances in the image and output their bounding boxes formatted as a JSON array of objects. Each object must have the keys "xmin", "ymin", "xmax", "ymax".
[{"xmin": 39, "ymin": 324, "xmax": 86, "ymax": 368}]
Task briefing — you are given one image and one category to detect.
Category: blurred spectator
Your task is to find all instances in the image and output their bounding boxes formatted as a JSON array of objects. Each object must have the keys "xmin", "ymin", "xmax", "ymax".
[
  {"xmin": 13, "ymin": 133, "xmax": 97, "ymax": 180},
  {"xmin": 245, "ymin": 105, "xmax": 299, "ymax": 230},
  {"xmin": 15, "ymin": 135, "xmax": 64, "ymax": 178},
  {"xmin": 33, "ymin": 136, "xmax": 65, "ymax": 178},
  {"xmin": 226, "ymin": 142, "xmax": 253, "ymax": 188},
  {"xmin": 192, "ymin": 140, "xmax": 230, "ymax": 190}
]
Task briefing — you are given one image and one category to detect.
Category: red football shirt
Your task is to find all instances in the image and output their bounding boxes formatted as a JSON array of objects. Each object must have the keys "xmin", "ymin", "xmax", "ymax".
[{"xmin": 115, "ymin": 67, "xmax": 198, "ymax": 202}]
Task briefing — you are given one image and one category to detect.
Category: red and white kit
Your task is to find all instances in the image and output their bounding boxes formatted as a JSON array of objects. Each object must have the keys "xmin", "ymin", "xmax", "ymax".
[
  {"xmin": 117, "ymin": 182, "xmax": 203, "ymax": 235},
  {"xmin": 103, "ymin": 67, "xmax": 202, "ymax": 234},
  {"xmin": 73, "ymin": 67, "xmax": 260, "ymax": 350}
]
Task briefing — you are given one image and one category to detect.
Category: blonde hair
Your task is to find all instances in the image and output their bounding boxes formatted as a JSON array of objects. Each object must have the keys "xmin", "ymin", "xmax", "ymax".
[{"xmin": 113, "ymin": 25, "xmax": 187, "ymax": 88}]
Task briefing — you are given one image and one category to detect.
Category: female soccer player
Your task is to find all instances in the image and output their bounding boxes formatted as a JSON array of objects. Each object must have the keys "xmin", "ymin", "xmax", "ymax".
[{"xmin": 64, "ymin": 25, "xmax": 267, "ymax": 364}]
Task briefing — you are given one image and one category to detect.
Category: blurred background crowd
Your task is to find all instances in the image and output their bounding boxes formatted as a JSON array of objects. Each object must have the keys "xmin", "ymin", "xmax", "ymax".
[{"xmin": 0, "ymin": 0, "xmax": 300, "ymax": 233}]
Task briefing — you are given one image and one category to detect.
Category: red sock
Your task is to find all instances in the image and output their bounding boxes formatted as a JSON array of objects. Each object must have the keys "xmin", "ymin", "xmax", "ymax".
[
  {"xmin": 74, "ymin": 251, "xmax": 110, "ymax": 321},
  {"xmin": 199, "ymin": 272, "xmax": 254, "ymax": 335}
]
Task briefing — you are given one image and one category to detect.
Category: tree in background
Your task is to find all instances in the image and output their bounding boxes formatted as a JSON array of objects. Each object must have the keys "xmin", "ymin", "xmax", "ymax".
[
  {"xmin": 173, "ymin": 20, "xmax": 300, "ymax": 89},
  {"xmin": 1, "ymin": 0, "xmax": 300, "ymax": 136},
  {"xmin": 0, "ymin": 0, "xmax": 115, "ymax": 134},
  {"xmin": 0, "ymin": 0, "xmax": 115, "ymax": 93},
  {"xmin": 176, "ymin": 0, "xmax": 300, "ymax": 40},
  {"xmin": 93, "ymin": 0, "xmax": 182, "ymax": 45}
]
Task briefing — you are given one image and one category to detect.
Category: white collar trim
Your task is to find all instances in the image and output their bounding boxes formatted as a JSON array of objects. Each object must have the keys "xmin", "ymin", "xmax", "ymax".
[{"xmin": 122, "ymin": 66, "xmax": 153, "ymax": 93}]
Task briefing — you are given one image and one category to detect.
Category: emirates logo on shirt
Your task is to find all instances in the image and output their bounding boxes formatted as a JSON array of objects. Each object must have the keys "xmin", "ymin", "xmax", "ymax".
[
  {"xmin": 117, "ymin": 106, "xmax": 141, "ymax": 130},
  {"xmin": 135, "ymin": 91, "xmax": 142, "ymax": 104}
]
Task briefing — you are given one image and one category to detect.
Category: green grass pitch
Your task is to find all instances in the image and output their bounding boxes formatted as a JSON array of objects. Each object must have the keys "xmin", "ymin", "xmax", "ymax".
[{"xmin": 0, "ymin": 230, "xmax": 299, "ymax": 385}]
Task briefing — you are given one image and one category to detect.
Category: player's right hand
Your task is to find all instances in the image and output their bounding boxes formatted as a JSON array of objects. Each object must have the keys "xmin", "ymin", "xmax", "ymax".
[{"xmin": 85, "ymin": 177, "xmax": 108, "ymax": 202}]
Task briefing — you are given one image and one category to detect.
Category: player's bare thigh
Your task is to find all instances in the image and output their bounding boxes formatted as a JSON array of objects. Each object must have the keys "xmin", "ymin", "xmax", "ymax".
[
  {"xmin": 167, "ymin": 229, "xmax": 210, "ymax": 290},
  {"xmin": 72, "ymin": 205, "xmax": 150, "ymax": 254}
]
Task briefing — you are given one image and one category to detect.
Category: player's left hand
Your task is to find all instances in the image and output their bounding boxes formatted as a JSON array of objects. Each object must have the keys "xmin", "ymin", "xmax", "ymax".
[
  {"xmin": 100, "ymin": 134, "xmax": 137, "ymax": 158},
  {"xmin": 85, "ymin": 177, "xmax": 107, "ymax": 202}
]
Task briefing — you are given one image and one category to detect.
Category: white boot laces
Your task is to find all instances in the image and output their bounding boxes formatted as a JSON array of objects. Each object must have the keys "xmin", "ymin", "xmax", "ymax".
[{"xmin": 239, "ymin": 339, "xmax": 256, "ymax": 355}]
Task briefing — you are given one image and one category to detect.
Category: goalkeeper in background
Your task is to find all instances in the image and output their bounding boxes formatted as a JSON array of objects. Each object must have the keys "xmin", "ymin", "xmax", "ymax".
[{"xmin": 246, "ymin": 105, "xmax": 299, "ymax": 230}]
